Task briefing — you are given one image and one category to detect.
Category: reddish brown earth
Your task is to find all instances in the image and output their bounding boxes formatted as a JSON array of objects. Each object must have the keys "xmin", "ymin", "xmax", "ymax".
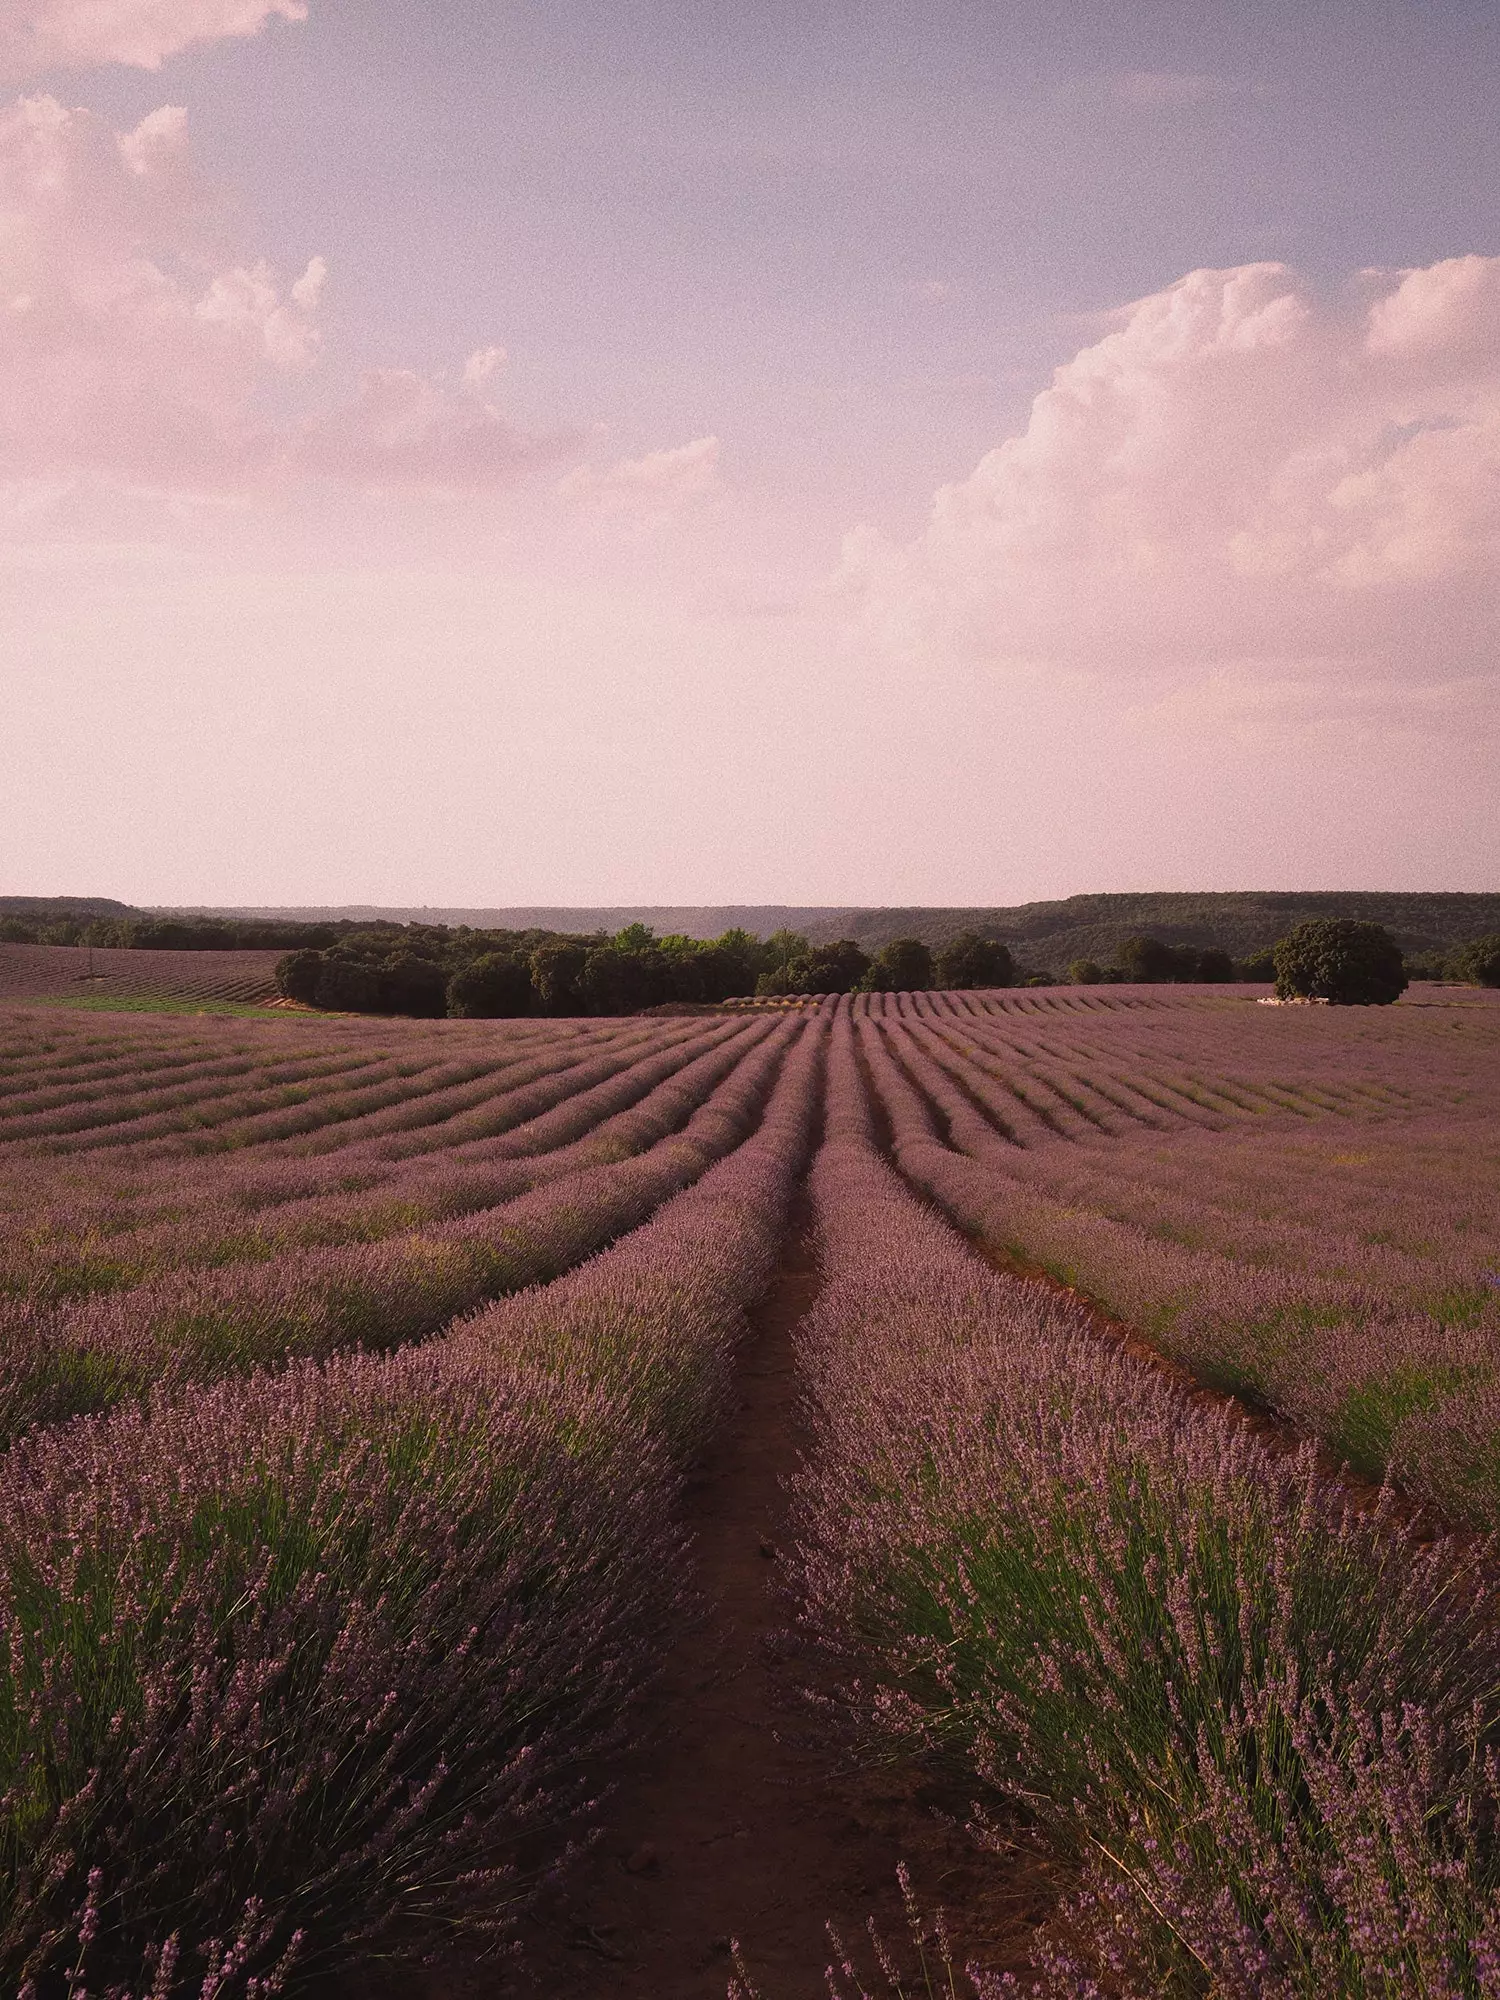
[{"xmin": 384, "ymin": 1215, "xmax": 1053, "ymax": 2000}]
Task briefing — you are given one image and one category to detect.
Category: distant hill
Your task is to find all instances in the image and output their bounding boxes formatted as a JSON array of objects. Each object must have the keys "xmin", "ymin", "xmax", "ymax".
[
  {"xmin": 0, "ymin": 896, "xmax": 135, "ymax": 919},
  {"xmin": 152, "ymin": 892, "xmax": 1500, "ymax": 971}
]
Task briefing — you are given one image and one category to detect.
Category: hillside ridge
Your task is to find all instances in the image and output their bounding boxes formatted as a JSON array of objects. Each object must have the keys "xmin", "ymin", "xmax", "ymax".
[{"xmin": 10, "ymin": 891, "xmax": 1494, "ymax": 969}]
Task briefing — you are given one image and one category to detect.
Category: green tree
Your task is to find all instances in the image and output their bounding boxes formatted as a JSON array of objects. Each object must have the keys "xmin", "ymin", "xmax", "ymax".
[
  {"xmin": 1273, "ymin": 919, "xmax": 1408, "ymax": 1006},
  {"xmin": 580, "ymin": 944, "xmax": 667, "ymax": 1015},
  {"xmin": 374, "ymin": 954, "xmax": 449, "ymax": 1017},
  {"xmin": 935, "ymin": 931, "xmax": 1014, "ymax": 989},
  {"xmin": 1068, "ymin": 958, "xmax": 1104, "ymax": 985},
  {"xmin": 446, "ymin": 954, "xmax": 534, "ymax": 1018},
  {"xmin": 765, "ymin": 939, "xmax": 871, "ymax": 995},
  {"xmin": 274, "ymin": 949, "xmax": 324, "ymax": 1005},
  {"xmin": 710, "ymin": 928, "xmax": 766, "ymax": 992},
  {"xmin": 1115, "ymin": 935, "xmax": 1178, "ymax": 984},
  {"xmin": 863, "ymin": 937, "xmax": 933, "ymax": 992},
  {"xmin": 1451, "ymin": 934, "xmax": 1500, "ymax": 988},
  {"xmin": 313, "ymin": 958, "xmax": 381, "ymax": 1012},
  {"xmin": 762, "ymin": 929, "xmax": 811, "ymax": 976},
  {"xmin": 529, "ymin": 940, "xmax": 589, "ymax": 1015},
  {"xmin": 1195, "ymin": 948, "xmax": 1235, "ymax": 984}
]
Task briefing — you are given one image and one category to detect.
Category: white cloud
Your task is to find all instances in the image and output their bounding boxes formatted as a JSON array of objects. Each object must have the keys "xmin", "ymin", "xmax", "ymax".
[
  {"xmin": 462, "ymin": 344, "xmax": 505, "ymax": 388},
  {"xmin": 0, "ymin": 96, "xmax": 573, "ymax": 499},
  {"xmin": 558, "ymin": 435, "xmax": 722, "ymax": 516},
  {"xmin": 0, "ymin": 0, "xmax": 305, "ymax": 81},
  {"xmin": 294, "ymin": 365, "xmax": 571, "ymax": 490},
  {"xmin": 0, "ymin": 94, "xmax": 321, "ymax": 486},
  {"xmin": 841, "ymin": 258, "xmax": 1500, "ymax": 713}
]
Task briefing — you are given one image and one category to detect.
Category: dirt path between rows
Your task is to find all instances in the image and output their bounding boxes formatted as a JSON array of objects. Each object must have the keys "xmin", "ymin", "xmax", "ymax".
[{"xmin": 434, "ymin": 1205, "xmax": 1046, "ymax": 2000}]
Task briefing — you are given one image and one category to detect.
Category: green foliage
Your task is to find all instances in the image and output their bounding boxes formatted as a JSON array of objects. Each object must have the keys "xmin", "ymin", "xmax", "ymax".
[
  {"xmin": 1114, "ymin": 936, "xmax": 1237, "ymax": 984},
  {"xmin": 1451, "ymin": 934, "xmax": 1500, "ymax": 988},
  {"xmin": 1273, "ymin": 919, "xmax": 1409, "ymax": 1006},
  {"xmin": 860, "ymin": 938, "xmax": 933, "ymax": 993},
  {"xmin": 1115, "ymin": 934, "xmax": 1180, "ymax": 983},
  {"xmin": 528, "ymin": 940, "xmax": 589, "ymax": 1015},
  {"xmin": 580, "ymin": 944, "xmax": 667, "ymax": 1016},
  {"xmin": 1069, "ymin": 959, "xmax": 1105, "ymax": 985},
  {"xmin": 274, "ymin": 949, "xmax": 323, "ymax": 1005},
  {"xmin": 445, "ymin": 954, "xmax": 534, "ymax": 1019},
  {"xmin": 933, "ymin": 931, "xmax": 1014, "ymax": 989},
  {"xmin": 761, "ymin": 939, "xmax": 872, "ymax": 996},
  {"xmin": 1238, "ymin": 947, "xmax": 1277, "ymax": 982}
]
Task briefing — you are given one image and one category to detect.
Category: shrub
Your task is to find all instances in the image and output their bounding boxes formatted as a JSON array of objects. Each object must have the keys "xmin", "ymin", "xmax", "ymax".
[
  {"xmin": 934, "ymin": 931, "xmax": 1014, "ymax": 990},
  {"xmin": 446, "ymin": 953, "xmax": 535, "ymax": 1018},
  {"xmin": 0, "ymin": 1353, "xmax": 677, "ymax": 1993},
  {"xmin": 1273, "ymin": 919, "xmax": 1408, "ymax": 1006},
  {"xmin": 1068, "ymin": 958, "xmax": 1104, "ymax": 985}
]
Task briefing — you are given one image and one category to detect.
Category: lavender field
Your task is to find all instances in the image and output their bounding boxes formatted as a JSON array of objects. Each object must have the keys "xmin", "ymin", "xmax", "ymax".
[{"xmin": 0, "ymin": 987, "xmax": 1497, "ymax": 1997}]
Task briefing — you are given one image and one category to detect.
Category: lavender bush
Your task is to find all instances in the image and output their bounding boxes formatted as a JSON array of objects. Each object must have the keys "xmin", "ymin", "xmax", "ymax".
[
  {"xmin": 788, "ymin": 1082, "xmax": 1500, "ymax": 1995},
  {"xmin": 0, "ymin": 1013, "xmax": 827, "ymax": 1992}
]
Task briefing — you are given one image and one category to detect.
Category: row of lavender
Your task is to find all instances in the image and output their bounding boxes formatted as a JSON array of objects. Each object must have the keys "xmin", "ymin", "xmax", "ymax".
[
  {"xmin": 0, "ymin": 1009, "xmax": 828, "ymax": 1994},
  {"xmin": 0, "ymin": 1011, "xmax": 645, "ymax": 1159},
  {"xmin": 785, "ymin": 1007, "xmax": 1500, "ymax": 1997},
  {"xmin": 0, "ymin": 1016, "xmax": 762, "ymax": 1302},
  {"xmin": 857, "ymin": 999, "xmax": 1500, "ymax": 1524},
  {"xmin": 0, "ymin": 1018, "xmax": 799, "ymax": 1445}
]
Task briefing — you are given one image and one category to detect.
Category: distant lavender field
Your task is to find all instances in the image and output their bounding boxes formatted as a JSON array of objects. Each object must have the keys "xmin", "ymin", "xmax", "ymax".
[
  {"xmin": 0, "ymin": 987, "xmax": 1495, "ymax": 1995},
  {"xmin": 0, "ymin": 942, "xmax": 284, "ymax": 1005}
]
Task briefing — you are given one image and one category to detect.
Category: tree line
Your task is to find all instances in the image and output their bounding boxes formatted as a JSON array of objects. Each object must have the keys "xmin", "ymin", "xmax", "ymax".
[
  {"xmin": 269, "ymin": 926, "xmax": 1024, "ymax": 1018},
  {"xmin": 5, "ymin": 908, "xmax": 1496, "ymax": 1016}
]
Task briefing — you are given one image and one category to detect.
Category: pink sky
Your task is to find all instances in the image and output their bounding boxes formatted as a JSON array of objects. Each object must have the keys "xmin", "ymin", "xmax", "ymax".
[{"xmin": 3, "ymin": 0, "xmax": 1497, "ymax": 906}]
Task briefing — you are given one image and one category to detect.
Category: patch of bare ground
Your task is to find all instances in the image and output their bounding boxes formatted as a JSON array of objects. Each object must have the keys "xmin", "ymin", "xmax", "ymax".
[{"xmin": 375, "ymin": 1203, "xmax": 1055, "ymax": 2000}]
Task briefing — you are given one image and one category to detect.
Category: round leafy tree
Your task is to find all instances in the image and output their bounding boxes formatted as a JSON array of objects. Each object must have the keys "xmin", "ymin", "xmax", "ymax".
[
  {"xmin": 274, "ymin": 949, "xmax": 324, "ymax": 1005},
  {"xmin": 864, "ymin": 937, "xmax": 933, "ymax": 992},
  {"xmin": 447, "ymin": 953, "xmax": 534, "ymax": 1018},
  {"xmin": 935, "ymin": 931, "xmax": 1014, "ymax": 989},
  {"xmin": 1452, "ymin": 934, "xmax": 1500, "ymax": 988},
  {"xmin": 1272, "ymin": 919, "xmax": 1407, "ymax": 1006}
]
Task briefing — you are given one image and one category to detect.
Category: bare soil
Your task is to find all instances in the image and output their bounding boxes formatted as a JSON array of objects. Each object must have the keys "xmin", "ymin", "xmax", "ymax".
[{"xmin": 386, "ymin": 1210, "xmax": 1053, "ymax": 2000}]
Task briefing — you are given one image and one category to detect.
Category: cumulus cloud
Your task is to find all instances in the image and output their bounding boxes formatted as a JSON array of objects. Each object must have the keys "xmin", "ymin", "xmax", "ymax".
[
  {"xmin": 842, "ymin": 257, "xmax": 1500, "ymax": 710},
  {"xmin": 0, "ymin": 93, "xmax": 321, "ymax": 485},
  {"xmin": 558, "ymin": 435, "xmax": 722, "ymax": 515},
  {"xmin": 0, "ymin": 95, "xmax": 570, "ymax": 499},
  {"xmin": 0, "ymin": 0, "xmax": 305, "ymax": 81},
  {"xmin": 294, "ymin": 365, "xmax": 571, "ymax": 490}
]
